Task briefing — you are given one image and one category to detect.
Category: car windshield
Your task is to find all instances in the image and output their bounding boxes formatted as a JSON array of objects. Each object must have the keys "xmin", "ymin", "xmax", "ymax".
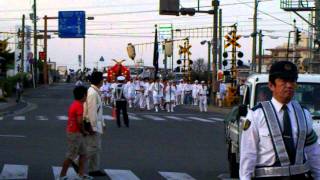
[{"xmin": 255, "ymin": 83, "xmax": 320, "ymax": 116}]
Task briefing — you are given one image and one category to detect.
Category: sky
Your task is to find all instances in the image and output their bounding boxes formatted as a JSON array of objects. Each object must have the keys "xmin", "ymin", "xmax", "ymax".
[{"xmin": 0, "ymin": 0, "xmax": 313, "ymax": 71}]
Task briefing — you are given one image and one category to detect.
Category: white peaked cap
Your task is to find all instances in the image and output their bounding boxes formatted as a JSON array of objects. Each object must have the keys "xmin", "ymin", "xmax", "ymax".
[{"xmin": 117, "ymin": 76, "xmax": 125, "ymax": 81}]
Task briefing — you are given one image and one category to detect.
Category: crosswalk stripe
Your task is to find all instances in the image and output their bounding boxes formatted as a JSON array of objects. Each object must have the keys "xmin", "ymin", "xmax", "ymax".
[
  {"xmin": 105, "ymin": 169, "xmax": 140, "ymax": 180},
  {"xmin": 0, "ymin": 164, "xmax": 28, "ymax": 179},
  {"xmin": 56, "ymin": 116, "xmax": 68, "ymax": 121},
  {"xmin": 36, "ymin": 116, "xmax": 48, "ymax": 121},
  {"xmin": 128, "ymin": 115, "xmax": 142, "ymax": 120},
  {"xmin": 143, "ymin": 115, "xmax": 166, "ymax": 121},
  {"xmin": 188, "ymin": 117, "xmax": 215, "ymax": 123},
  {"xmin": 159, "ymin": 171, "xmax": 196, "ymax": 180},
  {"xmin": 52, "ymin": 166, "xmax": 78, "ymax": 180},
  {"xmin": 165, "ymin": 116, "xmax": 189, "ymax": 121},
  {"xmin": 13, "ymin": 116, "xmax": 25, "ymax": 121},
  {"xmin": 209, "ymin": 117, "xmax": 224, "ymax": 122},
  {"xmin": 103, "ymin": 115, "xmax": 114, "ymax": 121}
]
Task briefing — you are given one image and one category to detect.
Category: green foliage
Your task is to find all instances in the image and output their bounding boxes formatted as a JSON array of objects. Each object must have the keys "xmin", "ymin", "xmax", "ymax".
[{"xmin": 0, "ymin": 72, "xmax": 29, "ymax": 97}]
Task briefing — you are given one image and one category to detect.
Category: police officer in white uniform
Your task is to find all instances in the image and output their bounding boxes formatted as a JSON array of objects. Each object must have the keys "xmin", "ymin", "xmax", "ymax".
[
  {"xmin": 113, "ymin": 76, "xmax": 129, "ymax": 128},
  {"xmin": 240, "ymin": 61, "xmax": 320, "ymax": 180}
]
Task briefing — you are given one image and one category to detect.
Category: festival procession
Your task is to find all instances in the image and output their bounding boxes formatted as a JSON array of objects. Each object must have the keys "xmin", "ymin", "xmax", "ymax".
[{"xmin": 2, "ymin": 0, "xmax": 320, "ymax": 180}]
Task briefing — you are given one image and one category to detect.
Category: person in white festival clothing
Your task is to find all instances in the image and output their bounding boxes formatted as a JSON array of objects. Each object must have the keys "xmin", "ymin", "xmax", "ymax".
[
  {"xmin": 198, "ymin": 81, "xmax": 208, "ymax": 112},
  {"xmin": 175, "ymin": 79, "xmax": 183, "ymax": 106},
  {"xmin": 165, "ymin": 80, "xmax": 176, "ymax": 112},
  {"xmin": 150, "ymin": 77, "xmax": 164, "ymax": 112},
  {"xmin": 217, "ymin": 79, "xmax": 226, "ymax": 107},
  {"xmin": 143, "ymin": 78, "xmax": 151, "ymax": 110},
  {"xmin": 84, "ymin": 71, "xmax": 107, "ymax": 177},
  {"xmin": 124, "ymin": 78, "xmax": 135, "ymax": 108},
  {"xmin": 134, "ymin": 78, "xmax": 145, "ymax": 110},
  {"xmin": 180, "ymin": 79, "xmax": 187, "ymax": 105},
  {"xmin": 192, "ymin": 80, "xmax": 200, "ymax": 105},
  {"xmin": 100, "ymin": 79, "xmax": 111, "ymax": 106},
  {"xmin": 240, "ymin": 61, "xmax": 320, "ymax": 180}
]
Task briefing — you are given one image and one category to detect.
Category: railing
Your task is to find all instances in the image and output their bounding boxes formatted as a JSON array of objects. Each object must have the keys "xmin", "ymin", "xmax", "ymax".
[{"xmin": 280, "ymin": 0, "xmax": 315, "ymax": 11}]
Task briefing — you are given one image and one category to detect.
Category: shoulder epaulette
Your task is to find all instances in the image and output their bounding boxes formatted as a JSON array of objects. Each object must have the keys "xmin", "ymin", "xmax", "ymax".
[{"xmin": 251, "ymin": 103, "xmax": 262, "ymax": 111}]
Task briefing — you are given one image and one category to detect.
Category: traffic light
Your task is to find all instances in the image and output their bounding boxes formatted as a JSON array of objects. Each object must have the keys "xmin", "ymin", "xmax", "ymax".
[
  {"xmin": 295, "ymin": 28, "xmax": 301, "ymax": 45},
  {"xmin": 237, "ymin": 60, "xmax": 243, "ymax": 66},
  {"xmin": 180, "ymin": 8, "xmax": 196, "ymax": 16},
  {"xmin": 223, "ymin": 60, "xmax": 228, "ymax": 66},
  {"xmin": 159, "ymin": 0, "xmax": 180, "ymax": 16}
]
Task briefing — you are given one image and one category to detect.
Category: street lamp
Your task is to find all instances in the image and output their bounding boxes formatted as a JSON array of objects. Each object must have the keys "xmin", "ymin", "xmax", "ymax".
[
  {"xmin": 83, "ymin": 16, "xmax": 94, "ymax": 73},
  {"xmin": 201, "ymin": 40, "xmax": 212, "ymax": 82}
]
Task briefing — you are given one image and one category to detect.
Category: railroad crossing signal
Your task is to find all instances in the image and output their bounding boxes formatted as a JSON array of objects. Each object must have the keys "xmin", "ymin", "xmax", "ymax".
[
  {"xmin": 224, "ymin": 31, "xmax": 241, "ymax": 49},
  {"xmin": 179, "ymin": 44, "xmax": 192, "ymax": 55}
]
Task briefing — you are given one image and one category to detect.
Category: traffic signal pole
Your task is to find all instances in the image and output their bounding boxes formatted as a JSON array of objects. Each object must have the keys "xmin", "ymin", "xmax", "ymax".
[
  {"xmin": 293, "ymin": 19, "xmax": 297, "ymax": 63},
  {"xmin": 44, "ymin": 16, "xmax": 48, "ymax": 84}
]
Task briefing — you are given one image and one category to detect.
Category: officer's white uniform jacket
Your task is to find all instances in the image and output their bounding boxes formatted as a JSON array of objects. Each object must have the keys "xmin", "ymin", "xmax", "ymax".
[{"xmin": 240, "ymin": 97, "xmax": 320, "ymax": 180}]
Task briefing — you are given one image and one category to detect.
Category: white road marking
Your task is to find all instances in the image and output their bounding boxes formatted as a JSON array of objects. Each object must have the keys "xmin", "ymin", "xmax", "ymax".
[
  {"xmin": 165, "ymin": 116, "xmax": 189, "ymax": 121},
  {"xmin": 36, "ymin": 116, "xmax": 48, "ymax": 121},
  {"xmin": 159, "ymin": 171, "xmax": 196, "ymax": 180},
  {"xmin": 13, "ymin": 116, "xmax": 25, "ymax": 121},
  {"xmin": 0, "ymin": 164, "xmax": 28, "ymax": 179},
  {"xmin": 143, "ymin": 115, "xmax": 166, "ymax": 121},
  {"xmin": 0, "ymin": 134, "xmax": 26, "ymax": 138},
  {"xmin": 188, "ymin": 117, "xmax": 215, "ymax": 123},
  {"xmin": 128, "ymin": 115, "xmax": 142, "ymax": 120},
  {"xmin": 56, "ymin": 116, "xmax": 68, "ymax": 121},
  {"xmin": 52, "ymin": 166, "xmax": 77, "ymax": 180},
  {"xmin": 0, "ymin": 117, "xmax": 3, "ymax": 121},
  {"xmin": 209, "ymin": 117, "xmax": 224, "ymax": 122},
  {"xmin": 104, "ymin": 169, "xmax": 140, "ymax": 180},
  {"xmin": 103, "ymin": 115, "xmax": 114, "ymax": 121}
]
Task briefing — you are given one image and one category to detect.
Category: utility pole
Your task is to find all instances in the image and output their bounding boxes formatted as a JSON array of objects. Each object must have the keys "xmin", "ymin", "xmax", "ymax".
[
  {"xmin": 258, "ymin": 30, "xmax": 263, "ymax": 73},
  {"xmin": 251, "ymin": 0, "xmax": 258, "ymax": 72},
  {"xmin": 43, "ymin": 15, "xmax": 48, "ymax": 84},
  {"xmin": 219, "ymin": 9, "xmax": 222, "ymax": 70},
  {"xmin": 212, "ymin": 0, "xmax": 219, "ymax": 105},
  {"xmin": 33, "ymin": 0, "xmax": 37, "ymax": 88},
  {"xmin": 21, "ymin": 14, "xmax": 25, "ymax": 73}
]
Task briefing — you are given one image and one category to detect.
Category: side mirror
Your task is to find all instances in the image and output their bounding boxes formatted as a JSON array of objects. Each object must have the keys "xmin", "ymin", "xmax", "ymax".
[{"xmin": 238, "ymin": 104, "xmax": 248, "ymax": 117}]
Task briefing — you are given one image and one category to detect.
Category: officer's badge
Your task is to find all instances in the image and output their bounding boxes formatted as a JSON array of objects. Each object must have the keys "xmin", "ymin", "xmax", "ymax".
[
  {"xmin": 243, "ymin": 119, "xmax": 251, "ymax": 131},
  {"xmin": 284, "ymin": 64, "xmax": 292, "ymax": 71}
]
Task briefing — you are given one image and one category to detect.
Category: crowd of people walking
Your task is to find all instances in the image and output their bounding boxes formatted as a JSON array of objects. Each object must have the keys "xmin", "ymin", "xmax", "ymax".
[{"xmin": 99, "ymin": 77, "xmax": 211, "ymax": 113}]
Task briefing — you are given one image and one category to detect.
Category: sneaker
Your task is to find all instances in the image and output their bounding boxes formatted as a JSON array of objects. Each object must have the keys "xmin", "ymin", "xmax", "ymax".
[{"xmin": 78, "ymin": 174, "xmax": 94, "ymax": 180}]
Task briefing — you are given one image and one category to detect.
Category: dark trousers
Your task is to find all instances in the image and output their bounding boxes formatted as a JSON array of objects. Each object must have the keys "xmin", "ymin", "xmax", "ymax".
[
  {"xmin": 253, "ymin": 172, "xmax": 313, "ymax": 180},
  {"xmin": 116, "ymin": 101, "xmax": 129, "ymax": 127}
]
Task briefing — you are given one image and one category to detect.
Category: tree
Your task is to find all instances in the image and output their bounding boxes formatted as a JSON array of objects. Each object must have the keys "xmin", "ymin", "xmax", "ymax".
[{"xmin": 192, "ymin": 58, "xmax": 207, "ymax": 72}]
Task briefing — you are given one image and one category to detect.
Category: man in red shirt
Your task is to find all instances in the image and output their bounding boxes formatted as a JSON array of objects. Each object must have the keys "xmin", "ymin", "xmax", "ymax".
[{"xmin": 58, "ymin": 86, "xmax": 92, "ymax": 180}]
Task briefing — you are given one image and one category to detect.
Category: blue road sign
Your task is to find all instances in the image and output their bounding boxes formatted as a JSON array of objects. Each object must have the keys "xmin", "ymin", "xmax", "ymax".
[{"xmin": 58, "ymin": 11, "xmax": 85, "ymax": 38}]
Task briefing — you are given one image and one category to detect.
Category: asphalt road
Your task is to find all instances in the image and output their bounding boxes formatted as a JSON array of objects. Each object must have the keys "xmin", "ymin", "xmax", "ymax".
[{"xmin": 0, "ymin": 83, "xmax": 229, "ymax": 180}]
